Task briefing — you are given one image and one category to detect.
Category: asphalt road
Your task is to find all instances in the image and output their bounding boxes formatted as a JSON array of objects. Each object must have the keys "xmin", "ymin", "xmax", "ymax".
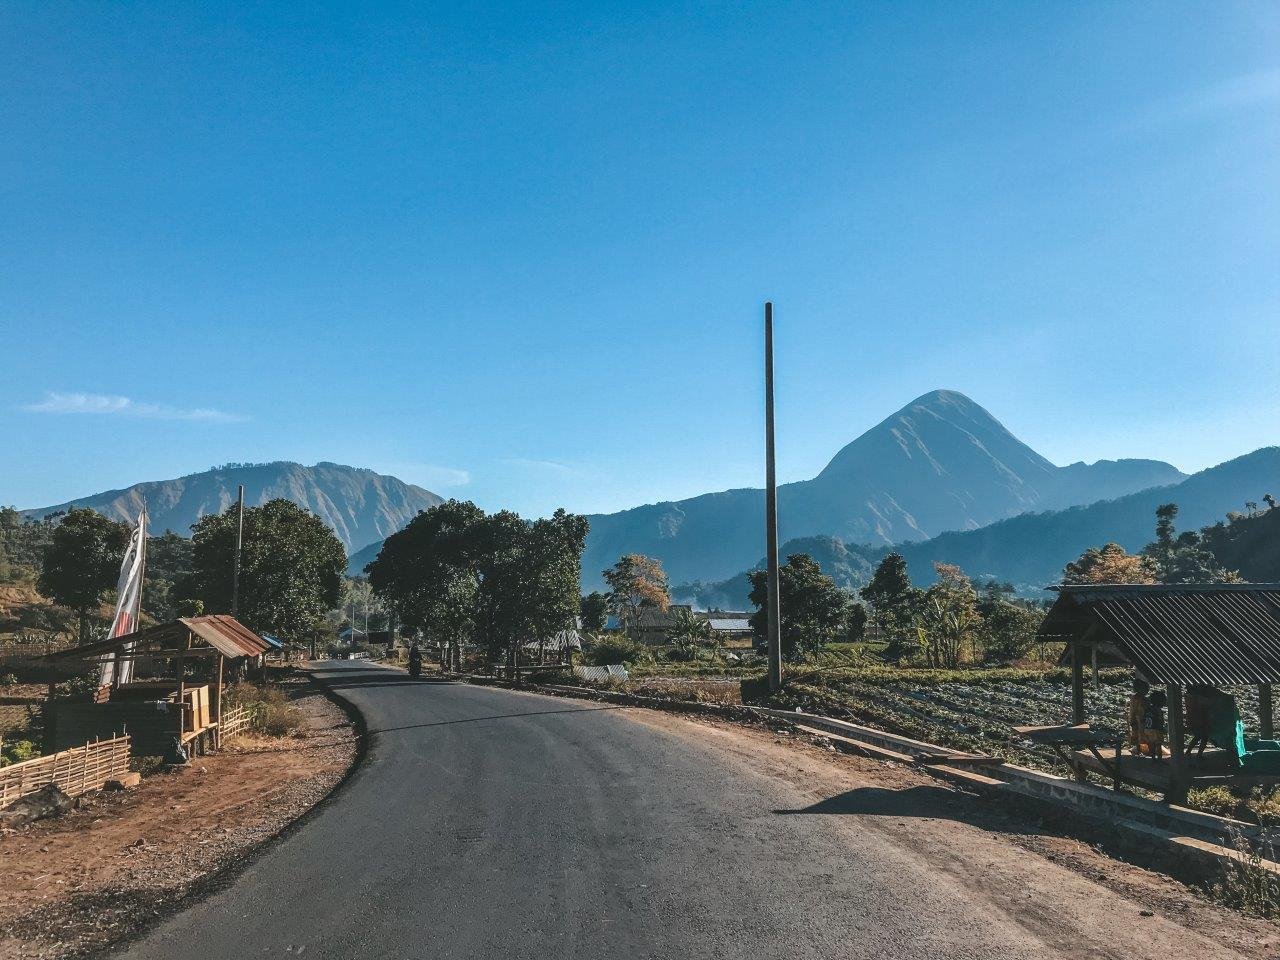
[{"xmin": 118, "ymin": 661, "xmax": 1239, "ymax": 960}]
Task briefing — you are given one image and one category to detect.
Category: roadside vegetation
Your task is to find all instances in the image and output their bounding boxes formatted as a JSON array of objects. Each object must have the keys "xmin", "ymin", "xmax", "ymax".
[{"xmin": 225, "ymin": 681, "xmax": 307, "ymax": 738}]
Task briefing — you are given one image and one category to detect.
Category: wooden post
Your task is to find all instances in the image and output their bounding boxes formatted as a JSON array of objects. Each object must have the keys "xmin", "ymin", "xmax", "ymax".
[
  {"xmin": 1261, "ymin": 684, "xmax": 1274, "ymax": 741},
  {"xmin": 1070, "ymin": 642, "xmax": 1085, "ymax": 724},
  {"xmin": 175, "ymin": 631, "xmax": 191, "ymax": 736},
  {"xmin": 1166, "ymin": 682, "xmax": 1187, "ymax": 803},
  {"xmin": 764, "ymin": 301, "xmax": 783, "ymax": 694},
  {"xmin": 212, "ymin": 653, "xmax": 225, "ymax": 749}
]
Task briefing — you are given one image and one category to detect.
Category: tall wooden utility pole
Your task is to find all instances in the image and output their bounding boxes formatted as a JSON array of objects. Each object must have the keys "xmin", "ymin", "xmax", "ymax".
[
  {"xmin": 232, "ymin": 484, "xmax": 245, "ymax": 616},
  {"xmin": 764, "ymin": 302, "xmax": 783, "ymax": 693}
]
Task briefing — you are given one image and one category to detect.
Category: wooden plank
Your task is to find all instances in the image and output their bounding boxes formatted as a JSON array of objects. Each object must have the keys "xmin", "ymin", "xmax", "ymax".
[
  {"xmin": 792, "ymin": 723, "xmax": 918, "ymax": 764},
  {"xmin": 914, "ymin": 754, "xmax": 1005, "ymax": 768}
]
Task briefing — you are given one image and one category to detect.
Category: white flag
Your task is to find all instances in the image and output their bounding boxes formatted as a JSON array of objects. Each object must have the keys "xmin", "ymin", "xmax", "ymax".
[{"xmin": 100, "ymin": 507, "xmax": 147, "ymax": 686}]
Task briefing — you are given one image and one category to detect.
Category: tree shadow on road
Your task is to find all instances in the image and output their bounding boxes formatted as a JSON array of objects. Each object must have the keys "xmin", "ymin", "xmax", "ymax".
[
  {"xmin": 774, "ymin": 785, "xmax": 1038, "ymax": 836},
  {"xmin": 367, "ymin": 704, "xmax": 621, "ymax": 736}
]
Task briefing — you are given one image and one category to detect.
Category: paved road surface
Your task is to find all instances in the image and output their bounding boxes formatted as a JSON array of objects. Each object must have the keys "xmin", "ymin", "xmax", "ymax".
[{"xmin": 119, "ymin": 661, "xmax": 1244, "ymax": 960}]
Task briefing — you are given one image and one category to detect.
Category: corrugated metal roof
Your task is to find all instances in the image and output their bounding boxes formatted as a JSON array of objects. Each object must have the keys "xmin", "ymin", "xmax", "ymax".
[
  {"xmin": 47, "ymin": 615, "xmax": 270, "ymax": 661},
  {"xmin": 186, "ymin": 615, "xmax": 270, "ymax": 657},
  {"xmin": 708, "ymin": 618, "xmax": 751, "ymax": 632},
  {"xmin": 1039, "ymin": 584, "xmax": 1280, "ymax": 685}
]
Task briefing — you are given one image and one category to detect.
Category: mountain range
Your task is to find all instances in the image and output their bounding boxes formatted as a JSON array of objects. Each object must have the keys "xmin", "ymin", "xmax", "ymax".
[
  {"xmin": 23, "ymin": 461, "xmax": 442, "ymax": 554},
  {"xmin": 20, "ymin": 391, "xmax": 1271, "ymax": 601},
  {"xmin": 674, "ymin": 446, "xmax": 1280, "ymax": 608},
  {"xmin": 580, "ymin": 390, "xmax": 1184, "ymax": 589}
]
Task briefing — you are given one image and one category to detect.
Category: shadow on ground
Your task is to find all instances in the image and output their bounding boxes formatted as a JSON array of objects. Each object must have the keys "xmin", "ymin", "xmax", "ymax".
[
  {"xmin": 368, "ymin": 704, "xmax": 620, "ymax": 736},
  {"xmin": 775, "ymin": 785, "xmax": 1038, "ymax": 836}
]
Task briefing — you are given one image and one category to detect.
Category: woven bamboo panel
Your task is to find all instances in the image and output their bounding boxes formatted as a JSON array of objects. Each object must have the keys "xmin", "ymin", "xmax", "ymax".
[
  {"xmin": 0, "ymin": 734, "xmax": 131, "ymax": 806},
  {"xmin": 219, "ymin": 705, "xmax": 252, "ymax": 742}
]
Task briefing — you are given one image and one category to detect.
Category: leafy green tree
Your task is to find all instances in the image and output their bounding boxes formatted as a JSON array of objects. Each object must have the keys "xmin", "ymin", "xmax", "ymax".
[
  {"xmin": 38, "ymin": 508, "xmax": 129, "ymax": 643},
  {"xmin": 748, "ymin": 553, "xmax": 851, "ymax": 662},
  {"xmin": 860, "ymin": 553, "xmax": 922, "ymax": 651},
  {"xmin": 846, "ymin": 602, "xmax": 868, "ymax": 644},
  {"xmin": 603, "ymin": 554, "xmax": 670, "ymax": 638},
  {"xmin": 976, "ymin": 581, "xmax": 1044, "ymax": 663},
  {"xmin": 368, "ymin": 501, "xmax": 588, "ymax": 673},
  {"xmin": 143, "ymin": 530, "xmax": 195, "ymax": 621},
  {"xmin": 579, "ymin": 591, "xmax": 609, "ymax": 633},
  {"xmin": 918, "ymin": 563, "xmax": 981, "ymax": 669},
  {"xmin": 515, "ymin": 509, "xmax": 590, "ymax": 666},
  {"xmin": 1, "ymin": 507, "xmax": 60, "ymax": 582},
  {"xmin": 187, "ymin": 499, "xmax": 345, "ymax": 642},
  {"xmin": 667, "ymin": 607, "xmax": 712, "ymax": 653},
  {"xmin": 1141, "ymin": 502, "xmax": 1238, "ymax": 584},
  {"xmin": 367, "ymin": 499, "xmax": 484, "ymax": 671}
]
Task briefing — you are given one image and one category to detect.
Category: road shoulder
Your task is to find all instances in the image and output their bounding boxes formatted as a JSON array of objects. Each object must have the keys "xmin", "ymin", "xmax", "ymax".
[
  {"xmin": 0, "ymin": 675, "xmax": 359, "ymax": 960},
  {"xmin": 620, "ymin": 706, "xmax": 1280, "ymax": 959}
]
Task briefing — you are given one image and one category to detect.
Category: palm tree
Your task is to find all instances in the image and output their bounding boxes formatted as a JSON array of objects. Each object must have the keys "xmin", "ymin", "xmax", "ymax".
[{"xmin": 667, "ymin": 608, "xmax": 712, "ymax": 652}]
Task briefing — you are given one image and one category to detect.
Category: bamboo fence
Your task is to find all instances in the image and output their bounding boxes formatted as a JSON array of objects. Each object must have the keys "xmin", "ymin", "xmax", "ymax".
[
  {"xmin": 0, "ymin": 734, "xmax": 131, "ymax": 807},
  {"xmin": 219, "ymin": 705, "xmax": 252, "ymax": 743}
]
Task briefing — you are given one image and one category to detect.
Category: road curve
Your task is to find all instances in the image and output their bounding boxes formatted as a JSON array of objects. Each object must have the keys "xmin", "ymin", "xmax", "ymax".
[{"xmin": 119, "ymin": 661, "xmax": 1246, "ymax": 960}]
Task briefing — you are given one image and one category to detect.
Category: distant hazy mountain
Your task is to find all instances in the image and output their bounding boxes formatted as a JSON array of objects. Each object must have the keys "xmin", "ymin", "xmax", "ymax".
[
  {"xmin": 890, "ymin": 446, "xmax": 1280, "ymax": 591},
  {"xmin": 347, "ymin": 538, "xmax": 383, "ymax": 577},
  {"xmin": 581, "ymin": 390, "xmax": 1184, "ymax": 588},
  {"xmin": 24, "ymin": 461, "xmax": 442, "ymax": 554},
  {"xmin": 672, "ymin": 447, "xmax": 1280, "ymax": 607},
  {"xmin": 672, "ymin": 535, "xmax": 876, "ymax": 611}
]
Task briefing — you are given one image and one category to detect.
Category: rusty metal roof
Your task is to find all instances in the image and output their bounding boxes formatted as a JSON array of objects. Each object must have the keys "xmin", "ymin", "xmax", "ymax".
[
  {"xmin": 1039, "ymin": 584, "xmax": 1280, "ymax": 685},
  {"xmin": 47, "ymin": 615, "xmax": 270, "ymax": 661}
]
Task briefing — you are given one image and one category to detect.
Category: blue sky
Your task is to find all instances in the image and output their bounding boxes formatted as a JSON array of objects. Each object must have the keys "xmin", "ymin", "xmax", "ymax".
[{"xmin": 2, "ymin": 2, "xmax": 1278, "ymax": 518}]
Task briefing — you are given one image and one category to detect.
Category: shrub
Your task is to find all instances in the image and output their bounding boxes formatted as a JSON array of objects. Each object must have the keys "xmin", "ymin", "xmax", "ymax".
[
  {"xmin": 226, "ymin": 681, "xmax": 306, "ymax": 738},
  {"xmin": 130, "ymin": 755, "xmax": 165, "ymax": 777},
  {"xmin": 0, "ymin": 739, "xmax": 39, "ymax": 767},
  {"xmin": 1187, "ymin": 786, "xmax": 1240, "ymax": 818},
  {"xmin": 585, "ymin": 637, "xmax": 649, "ymax": 666},
  {"xmin": 1248, "ymin": 789, "xmax": 1280, "ymax": 824},
  {"xmin": 1214, "ymin": 822, "xmax": 1280, "ymax": 919}
]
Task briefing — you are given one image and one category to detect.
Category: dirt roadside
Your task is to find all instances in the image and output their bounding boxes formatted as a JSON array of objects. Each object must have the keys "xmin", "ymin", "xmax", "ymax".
[
  {"xmin": 623, "ymin": 707, "xmax": 1280, "ymax": 959},
  {"xmin": 0, "ymin": 678, "xmax": 359, "ymax": 959}
]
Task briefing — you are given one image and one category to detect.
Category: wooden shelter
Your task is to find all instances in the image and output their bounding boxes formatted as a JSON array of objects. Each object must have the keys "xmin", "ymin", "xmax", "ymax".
[
  {"xmin": 44, "ymin": 615, "xmax": 269, "ymax": 755},
  {"xmin": 1030, "ymin": 583, "xmax": 1280, "ymax": 800}
]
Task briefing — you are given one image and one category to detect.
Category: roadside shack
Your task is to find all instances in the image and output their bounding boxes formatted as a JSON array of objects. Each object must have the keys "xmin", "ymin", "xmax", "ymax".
[
  {"xmin": 44, "ymin": 615, "xmax": 269, "ymax": 756},
  {"xmin": 1025, "ymin": 583, "xmax": 1280, "ymax": 802}
]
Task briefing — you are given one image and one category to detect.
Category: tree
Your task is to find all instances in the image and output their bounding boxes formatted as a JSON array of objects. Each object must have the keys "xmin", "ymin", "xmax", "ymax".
[
  {"xmin": 860, "ymin": 553, "xmax": 922, "ymax": 650},
  {"xmin": 668, "ymin": 607, "xmax": 712, "ymax": 653},
  {"xmin": 580, "ymin": 591, "xmax": 609, "ymax": 633},
  {"xmin": 187, "ymin": 499, "xmax": 345, "ymax": 642},
  {"xmin": 368, "ymin": 501, "xmax": 588, "ymax": 673},
  {"xmin": 976, "ymin": 581, "xmax": 1044, "ymax": 663},
  {"xmin": 520, "ymin": 509, "xmax": 591, "ymax": 665},
  {"xmin": 748, "ymin": 553, "xmax": 851, "ymax": 662},
  {"xmin": 1062, "ymin": 543, "xmax": 1156, "ymax": 585},
  {"xmin": 367, "ymin": 499, "xmax": 484, "ymax": 671},
  {"xmin": 143, "ymin": 530, "xmax": 195, "ymax": 621},
  {"xmin": 38, "ymin": 508, "xmax": 129, "ymax": 643},
  {"xmin": 603, "ymin": 554, "xmax": 670, "ymax": 638},
  {"xmin": 918, "ymin": 563, "xmax": 981, "ymax": 669},
  {"xmin": 1141, "ymin": 502, "xmax": 1239, "ymax": 584},
  {"xmin": 846, "ymin": 602, "xmax": 868, "ymax": 644}
]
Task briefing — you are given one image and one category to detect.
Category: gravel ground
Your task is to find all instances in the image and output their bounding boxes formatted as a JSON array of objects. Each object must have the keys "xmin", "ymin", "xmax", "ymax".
[{"xmin": 0, "ymin": 678, "xmax": 358, "ymax": 959}]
